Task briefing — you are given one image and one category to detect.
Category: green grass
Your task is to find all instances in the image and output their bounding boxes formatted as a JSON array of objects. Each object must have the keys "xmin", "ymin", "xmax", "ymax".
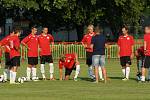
[{"xmin": 0, "ymin": 59, "xmax": 150, "ymax": 100}]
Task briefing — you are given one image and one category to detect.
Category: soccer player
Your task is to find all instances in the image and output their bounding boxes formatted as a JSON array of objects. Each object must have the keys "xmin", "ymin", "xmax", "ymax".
[
  {"xmin": 91, "ymin": 26, "xmax": 107, "ymax": 83},
  {"xmin": 135, "ymin": 46, "xmax": 144, "ymax": 81},
  {"xmin": 0, "ymin": 31, "xmax": 14, "ymax": 81},
  {"xmin": 59, "ymin": 53, "xmax": 80, "ymax": 81},
  {"xmin": 81, "ymin": 25, "xmax": 96, "ymax": 80},
  {"xmin": 141, "ymin": 25, "xmax": 150, "ymax": 82},
  {"xmin": 21, "ymin": 27, "xmax": 39, "ymax": 81},
  {"xmin": 117, "ymin": 26, "xmax": 134, "ymax": 81},
  {"xmin": 3, "ymin": 30, "xmax": 21, "ymax": 84},
  {"xmin": 38, "ymin": 27, "xmax": 55, "ymax": 80}
]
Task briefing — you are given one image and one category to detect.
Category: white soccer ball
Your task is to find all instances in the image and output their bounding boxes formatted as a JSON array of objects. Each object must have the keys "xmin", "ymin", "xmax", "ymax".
[
  {"xmin": 18, "ymin": 77, "xmax": 24, "ymax": 83},
  {"xmin": 22, "ymin": 77, "xmax": 27, "ymax": 82},
  {"xmin": 36, "ymin": 77, "xmax": 39, "ymax": 80},
  {"xmin": 0, "ymin": 75, "xmax": 4, "ymax": 82}
]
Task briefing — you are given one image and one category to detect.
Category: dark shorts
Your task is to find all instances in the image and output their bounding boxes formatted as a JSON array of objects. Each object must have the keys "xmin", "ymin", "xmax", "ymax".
[
  {"xmin": 5, "ymin": 52, "xmax": 11, "ymax": 67},
  {"xmin": 10, "ymin": 56, "xmax": 20, "ymax": 67},
  {"xmin": 86, "ymin": 52, "xmax": 93, "ymax": 66},
  {"xmin": 120, "ymin": 56, "xmax": 132, "ymax": 66},
  {"xmin": 143, "ymin": 56, "xmax": 150, "ymax": 68},
  {"xmin": 40, "ymin": 55, "xmax": 53, "ymax": 64},
  {"xmin": 65, "ymin": 64, "xmax": 76, "ymax": 76},
  {"xmin": 28, "ymin": 57, "xmax": 38, "ymax": 65}
]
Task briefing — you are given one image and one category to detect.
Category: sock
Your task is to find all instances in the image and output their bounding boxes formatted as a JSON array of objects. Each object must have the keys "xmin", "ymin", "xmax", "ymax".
[
  {"xmin": 74, "ymin": 65, "xmax": 80, "ymax": 79},
  {"xmin": 26, "ymin": 67, "xmax": 31, "ymax": 80},
  {"xmin": 32, "ymin": 67, "xmax": 37, "ymax": 79},
  {"xmin": 98, "ymin": 67, "xmax": 103, "ymax": 80},
  {"xmin": 12, "ymin": 72, "xmax": 16, "ymax": 83},
  {"xmin": 40, "ymin": 64, "xmax": 46, "ymax": 78},
  {"xmin": 49, "ymin": 63, "xmax": 54, "ymax": 79},
  {"xmin": 126, "ymin": 67, "xmax": 130, "ymax": 79},
  {"xmin": 3, "ymin": 69, "xmax": 9, "ymax": 81},
  {"xmin": 88, "ymin": 66, "xmax": 95, "ymax": 79},
  {"xmin": 141, "ymin": 76, "xmax": 145, "ymax": 81},
  {"xmin": 10, "ymin": 70, "xmax": 13, "ymax": 83},
  {"xmin": 122, "ymin": 68, "xmax": 125, "ymax": 76}
]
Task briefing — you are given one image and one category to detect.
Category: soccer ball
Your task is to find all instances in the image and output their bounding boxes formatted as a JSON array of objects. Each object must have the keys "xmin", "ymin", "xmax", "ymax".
[
  {"xmin": 21, "ymin": 77, "xmax": 27, "ymax": 82},
  {"xmin": 17, "ymin": 77, "xmax": 24, "ymax": 83},
  {"xmin": 0, "ymin": 75, "xmax": 4, "ymax": 82}
]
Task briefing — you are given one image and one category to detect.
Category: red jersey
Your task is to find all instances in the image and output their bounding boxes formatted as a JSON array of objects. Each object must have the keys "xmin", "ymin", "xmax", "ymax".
[
  {"xmin": 0, "ymin": 35, "xmax": 11, "ymax": 53},
  {"xmin": 38, "ymin": 34, "xmax": 54, "ymax": 56},
  {"xmin": 81, "ymin": 32, "xmax": 95, "ymax": 52},
  {"xmin": 144, "ymin": 33, "xmax": 150, "ymax": 56},
  {"xmin": 118, "ymin": 35, "xmax": 134, "ymax": 57},
  {"xmin": 8, "ymin": 35, "xmax": 20, "ymax": 58},
  {"xmin": 59, "ymin": 54, "xmax": 76, "ymax": 69},
  {"xmin": 21, "ymin": 34, "xmax": 38, "ymax": 57}
]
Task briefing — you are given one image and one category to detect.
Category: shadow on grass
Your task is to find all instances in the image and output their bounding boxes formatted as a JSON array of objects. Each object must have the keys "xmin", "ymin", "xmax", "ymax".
[
  {"xmin": 79, "ymin": 77, "xmax": 95, "ymax": 82},
  {"xmin": 109, "ymin": 76, "xmax": 137, "ymax": 81}
]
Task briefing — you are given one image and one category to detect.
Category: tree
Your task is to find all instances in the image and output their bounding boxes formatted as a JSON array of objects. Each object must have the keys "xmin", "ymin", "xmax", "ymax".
[{"xmin": 0, "ymin": 0, "xmax": 147, "ymax": 41}]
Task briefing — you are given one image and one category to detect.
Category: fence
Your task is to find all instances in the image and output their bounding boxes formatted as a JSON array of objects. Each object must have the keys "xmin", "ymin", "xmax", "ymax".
[{"xmin": 20, "ymin": 42, "xmax": 143, "ymax": 60}]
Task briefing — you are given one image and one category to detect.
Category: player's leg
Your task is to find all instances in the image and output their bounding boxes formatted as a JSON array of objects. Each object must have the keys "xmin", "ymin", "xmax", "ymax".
[
  {"xmin": 10, "ymin": 56, "xmax": 20, "ymax": 84},
  {"xmin": 120, "ymin": 57, "xmax": 126, "ymax": 79},
  {"xmin": 141, "ymin": 56, "xmax": 148, "ymax": 82},
  {"xmin": 40, "ymin": 56, "xmax": 46, "ymax": 79},
  {"xmin": 3, "ymin": 52, "xmax": 11, "ymax": 81},
  {"xmin": 124, "ymin": 56, "xmax": 131, "ymax": 80},
  {"xmin": 137, "ymin": 59, "xmax": 142, "ymax": 81},
  {"xmin": 92, "ymin": 55, "xmax": 100, "ymax": 83},
  {"xmin": 74, "ymin": 64, "xmax": 80, "ymax": 81},
  {"xmin": 65, "ymin": 68, "xmax": 72, "ymax": 80},
  {"xmin": 26, "ymin": 57, "xmax": 32, "ymax": 81},
  {"xmin": 98, "ymin": 67, "xmax": 104, "ymax": 80},
  {"xmin": 31, "ymin": 57, "xmax": 38, "ymax": 81},
  {"xmin": 86, "ymin": 52, "xmax": 95, "ymax": 79},
  {"xmin": 48, "ymin": 55, "xmax": 54, "ymax": 80},
  {"xmin": 99, "ymin": 55, "xmax": 107, "ymax": 83}
]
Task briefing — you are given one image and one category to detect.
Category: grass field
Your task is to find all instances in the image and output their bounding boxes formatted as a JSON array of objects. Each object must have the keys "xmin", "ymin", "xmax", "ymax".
[{"xmin": 0, "ymin": 59, "xmax": 150, "ymax": 100}]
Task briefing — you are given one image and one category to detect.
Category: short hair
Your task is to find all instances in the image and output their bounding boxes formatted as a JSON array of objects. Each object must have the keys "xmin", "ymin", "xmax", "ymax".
[
  {"xmin": 14, "ymin": 29, "xmax": 20, "ymax": 34},
  {"xmin": 145, "ymin": 25, "xmax": 150, "ymax": 29},
  {"xmin": 95, "ymin": 25, "xmax": 103, "ymax": 33},
  {"xmin": 122, "ymin": 25, "xmax": 128, "ymax": 31},
  {"xmin": 31, "ymin": 25, "xmax": 37, "ymax": 30},
  {"xmin": 87, "ymin": 24, "xmax": 94, "ymax": 29}
]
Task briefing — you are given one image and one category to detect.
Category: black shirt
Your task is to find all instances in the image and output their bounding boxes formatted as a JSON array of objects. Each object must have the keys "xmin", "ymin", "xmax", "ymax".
[{"xmin": 91, "ymin": 34, "xmax": 106, "ymax": 55}]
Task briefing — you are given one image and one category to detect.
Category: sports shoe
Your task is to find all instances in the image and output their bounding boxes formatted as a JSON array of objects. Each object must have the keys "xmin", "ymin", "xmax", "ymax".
[
  {"xmin": 42, "ymin": 78, "xmax": 47, "ymax": 80},
  {"xmin": 92, "ymin": 81, "xmax": 98, "ymax": 84},
  {"xmin": 50, "ymin": 78, "xmax": 55, "ymax": 80},
  {"xmin": 122, "ymin": 78, "xmax": 129, "ymax": 81},
  {"xmin": 74, "ymin": 78, "xmax": 78, "ymax": 81}
]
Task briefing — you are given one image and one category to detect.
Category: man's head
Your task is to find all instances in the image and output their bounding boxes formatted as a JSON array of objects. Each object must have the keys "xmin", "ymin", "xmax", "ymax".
[
  {"xmin": 87, "ymin": 24, "xmax": 94, "ymax": 34},
  {"xmin": 95, "ymin": 25, "xmax": 102, "ymax": 35},
  {"xmin": 122, "ymin": 26, "xmax": 129, "ymax": 35},
  {"xmin": 42, "ymin": 27, "xmax": 48, "ymax": 34},
  {"xmin": 31, "ymin": 26, "xmax": 37, "ymax": 35},
  {"xmin": 144, "ymin": 25, "xmax": 150, "ymax": 34},
  {"xmin": 60, "ymin": 54, "xmax": 65, "ymax": 62},
  {"xmin": 14, "ymin": 29, "xmax": 21, "ymax": 36}
]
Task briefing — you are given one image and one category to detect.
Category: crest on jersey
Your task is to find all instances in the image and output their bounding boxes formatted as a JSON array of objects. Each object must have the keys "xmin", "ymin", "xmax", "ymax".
[
  {"xmin": 127, "ymin": 37, "xmax": 130, "ymax": 40},
  {"xmin": 47, "ymin": 37, "xmax": 49, "ymax": 39}
]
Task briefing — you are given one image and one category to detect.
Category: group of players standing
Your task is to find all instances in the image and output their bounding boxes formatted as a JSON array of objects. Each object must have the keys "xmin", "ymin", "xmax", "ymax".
[
  {"xmin": 82, "ymin": 24, "xmax": 150, "ymax": 83},
  {"xmin": 0, "ymin": 24, "xmax": 150, "ymax": 84}
]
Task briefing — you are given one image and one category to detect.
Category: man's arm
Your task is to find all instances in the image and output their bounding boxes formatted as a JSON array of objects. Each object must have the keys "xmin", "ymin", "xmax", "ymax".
[
  {"xmin": 130, "ymin": 45, "xmax": 134, "ymax": 59},
  {"xmin": 21, "ymin": 36, "xmax": 30, "ymax": 50},
  {"xmin": 144, "ymin": 41, "xmax": 147, "ymax": 53}
]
